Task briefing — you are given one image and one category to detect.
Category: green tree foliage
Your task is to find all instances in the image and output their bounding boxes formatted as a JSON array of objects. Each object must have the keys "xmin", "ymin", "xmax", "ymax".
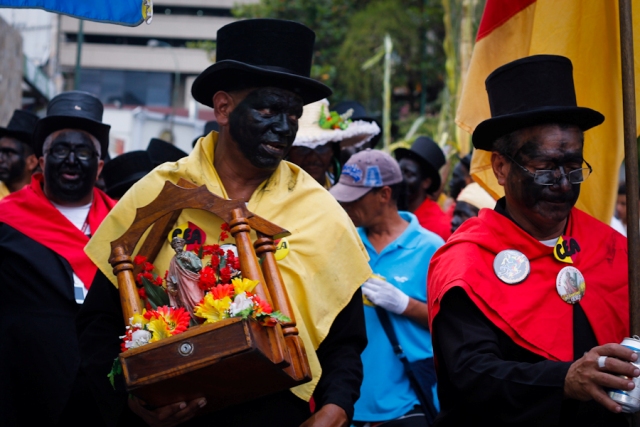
[
  {"xmin": 337, "ymin": 0, "xmax": 444, "ymax": 114},
  {"xmin": 233, "ymin": 0, "xmax": 371, "ymax": 88},
  {"xmin": 234, "ymin": 0, "xmax": 445, "ymax": 114}
]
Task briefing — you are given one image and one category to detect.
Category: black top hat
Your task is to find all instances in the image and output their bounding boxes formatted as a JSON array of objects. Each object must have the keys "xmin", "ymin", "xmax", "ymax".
[
  {"xmin": 33, "ymin": 91, "xmax": 111, "ymax": 159},
  {"xmin": 0, "ymin": 110, "xmax": 39, "ymax": 149},
  {"xmin": 395, "ymin": 136, "xmax": 445, "ymax": 194},
  {"xmin": 102, "ymin": 150, "xmax": 153, "ymax": 199},
  {"xmin": 472, "ymin": 55, "xmax": 604, "ymax": 151},
  {"xmin": 192, "ymin": 121, "xmax": 219, "ymax": 148},
  {"xmin": 459, "ymin": 153, "xmax": 471, "ymax": 170},
  {"xmin": 147, "ymin": 137, "xmax": 188, "ymax": 166},
  {"xmin": 191, "ymin": 19, "xmax": 332, "ymax": 107}
]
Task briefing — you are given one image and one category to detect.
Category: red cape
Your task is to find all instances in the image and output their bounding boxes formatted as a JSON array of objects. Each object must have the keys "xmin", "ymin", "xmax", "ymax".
[
  {"xmin": 0, "ymin": 173, "xmax": 116, "ymax": 289},
  {"xmin": 428, "ymin": 207, "xmax": 628, "ymax": 362},
  {"xmin": 414, "ymin": 197, "xmax": 452, "ymax": 241}
]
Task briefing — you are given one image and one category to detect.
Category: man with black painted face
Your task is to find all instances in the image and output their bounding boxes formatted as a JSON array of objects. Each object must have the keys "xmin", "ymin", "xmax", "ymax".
[
  {"xmin": 78, "ymin": 19, "xmax": 371, "ymax": 427},
  {"xmin": 0, "ymin": 110, "xmax": 39, "ymax": 199},
  {"xmin": 428, "ymin": 56, "xmax": 633, "ymax": 426},
  {"xmin": 0, "ymin": 91, "xmax": 116, "ymax": 426},
  {"xmin": 396, "ymin": 136, "xmax": 450, "ymax": 241}
]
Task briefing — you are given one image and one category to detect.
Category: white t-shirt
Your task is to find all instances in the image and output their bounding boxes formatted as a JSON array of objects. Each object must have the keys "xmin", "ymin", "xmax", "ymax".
[
  {"xmin": 539, "ymin": 237, "xmax": 558, "ymax": 247},
  {"xmin": 52, "ymin": 201, "xmax": 92, "ymax": 303},
  {"xmin": 610, "ymin": 216, "xmax": 627, "ymax": 237}
]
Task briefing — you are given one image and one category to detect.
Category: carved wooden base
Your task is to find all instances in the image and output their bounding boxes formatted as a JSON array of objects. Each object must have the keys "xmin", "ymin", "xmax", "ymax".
[{"xmin": 120, "ymin": 317, "xmax": 310, "ymax": 412}]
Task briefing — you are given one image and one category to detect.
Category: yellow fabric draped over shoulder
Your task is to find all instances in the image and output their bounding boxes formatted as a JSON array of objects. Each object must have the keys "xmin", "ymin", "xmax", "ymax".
[
  {"xmin": 85, "ymin": 132, "xmax": 372, "ymax": 401},
  {"xmin": 0, "ymin": 181, "xmax": 9, "ymax": 200}
]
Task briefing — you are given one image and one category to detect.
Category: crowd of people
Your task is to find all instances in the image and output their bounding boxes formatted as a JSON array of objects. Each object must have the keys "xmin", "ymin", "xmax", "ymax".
[{"xmin": 0, "ymin": 18, "xmax": 635, "ymax": 427}]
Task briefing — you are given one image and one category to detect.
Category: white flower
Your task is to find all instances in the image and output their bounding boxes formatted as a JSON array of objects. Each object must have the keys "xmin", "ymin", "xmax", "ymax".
[
  {"xmin": 126, "ymin": 329, "xmax": 152, "ymax": 349},
  {"xmin": 229, "ymin": 292, "xmax": 253, "ymax": 316}
]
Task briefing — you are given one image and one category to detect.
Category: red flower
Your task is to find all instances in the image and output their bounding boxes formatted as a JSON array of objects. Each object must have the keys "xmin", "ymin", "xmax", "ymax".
[
  {"xmin": 253, "ymin": 295, "xmax": 273, "ymax": 315},
  {"xmin": 261, "ymin": 317, "xmax": 277, "ymax": 327},
  {"xmin": 219, "ymin": 266, "xmax": 231, "ymax": 284},
  {"xmin": 120, "ymin": 329, "xmax": 133, "ymax": 352},
  {"xmin": 142, "ymin": 262, "xmax": 154, "ymax": 272},
  {"xmin": 138, "ymin": 287, "xmax": 147, "ymax": 299},
  {"xmin": 219, "ymin": 231, "xmax": 229, "ymax": 241},
  {"xmin": 226, "ymin": 251, "xmax": 241, "ymax": 270},
  {"xmin": 199, "ymin": 265, "xmax": 217, "ymax": 290},
  {"xmin": 154, "ymin": 276, "xmax": 163, "ymax": 286},
  {"xmin": 209, "ymin": 255, "xmax": 220, "ymax": 269},
  {"xmin": 210, "ymin": 283, "xmax": 234, "ymax": 300},
  {"xmin": 202, "ymin": 245, "xmax": 216, "ymax": 256},
  {"xmin": 221, "ymin": 223, "xmax": 230, "ymax": 232},
  {"xmin": 133, "ymin": 255, "xmax": 147, "ymax": 265}
]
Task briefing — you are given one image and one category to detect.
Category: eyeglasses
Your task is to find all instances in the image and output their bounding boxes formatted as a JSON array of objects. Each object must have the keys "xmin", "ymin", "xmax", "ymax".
[
  {"xmin": 0, "ymin": 147, "xmax": 20, "ymax": 159},
  {"xmin": 47, "ymin": 143, "xmax": 98, "ymax": 161},
  {"xmin": 505, "ymin": 154, "xmax": 592, "ymax": 186}
]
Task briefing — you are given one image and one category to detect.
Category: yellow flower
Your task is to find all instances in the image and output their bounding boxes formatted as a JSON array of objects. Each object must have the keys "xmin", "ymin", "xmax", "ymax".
[
  {"xmin": 194, "ymin": 293, "xmax": 232, "ymax": 324},
  {"xmin": 130, "ymin": 310, "xmax": 149, "ymax": 329},
  {"xmin": 232, "ymin": 277, "xmax": 259, "ymax": 295},
  {"xmin": 147, "ymin": 318, "xmax": 172, "ymax": 342}
]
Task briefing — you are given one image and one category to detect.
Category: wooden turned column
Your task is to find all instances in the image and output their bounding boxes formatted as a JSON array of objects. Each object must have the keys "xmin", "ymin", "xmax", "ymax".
[
  {"xmin": 254, "ymin": 234, "xmax": 299, "ymax": 338},
  {"xmin": 111, "ymin": 245, "xmax": 143, "ymax": 324},
  {"xmin": 229, "ymin": 208, "xmax": 271, "ymax": 304}
]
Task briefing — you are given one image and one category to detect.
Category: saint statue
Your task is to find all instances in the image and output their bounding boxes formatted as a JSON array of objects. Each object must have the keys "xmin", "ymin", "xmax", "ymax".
[{"xmin": 167, "ymin": 237, "xmax": 204, "ymax": 321}]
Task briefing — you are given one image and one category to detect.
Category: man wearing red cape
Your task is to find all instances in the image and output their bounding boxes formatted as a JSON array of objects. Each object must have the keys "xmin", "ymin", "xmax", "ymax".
[
  {"xmin": 0, "ymin": 91, "xmax": 116, "ymax": 425},
  {"xmin": 428, "ymin": 55, "xmax": 636, "ymax": 426}
]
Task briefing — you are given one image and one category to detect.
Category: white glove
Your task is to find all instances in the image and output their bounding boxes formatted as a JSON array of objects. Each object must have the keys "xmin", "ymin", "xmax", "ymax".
[{"xmin": 362, "ymin": 277, "xmax": 409, "ymax": 315}]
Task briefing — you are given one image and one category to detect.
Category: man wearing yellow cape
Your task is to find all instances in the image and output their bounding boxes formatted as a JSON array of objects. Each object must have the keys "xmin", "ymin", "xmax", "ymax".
[{"xmin": 78, "ymin": 19, "xmax": 371, "ymax": 427}]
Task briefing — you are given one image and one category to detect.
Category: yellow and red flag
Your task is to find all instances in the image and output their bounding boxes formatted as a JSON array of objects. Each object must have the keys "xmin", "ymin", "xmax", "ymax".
[{"xmin": 457, "ymin": 0, "xmax": 640, "ymax": 223}]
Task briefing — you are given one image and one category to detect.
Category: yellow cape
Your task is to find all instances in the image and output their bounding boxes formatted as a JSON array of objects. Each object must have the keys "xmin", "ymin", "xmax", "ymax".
[
  {"xmin": 85, "ymin": 132, "xmax": 371, "ymax": 401},
  {"xmin": 0, "ymin": 181, "xmax": 9, "ymax": 200}
]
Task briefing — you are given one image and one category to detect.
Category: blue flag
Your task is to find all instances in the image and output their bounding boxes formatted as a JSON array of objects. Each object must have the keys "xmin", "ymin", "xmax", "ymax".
[{"xmin": 0, "ymin": 0, "xmax": 152, "ymax": 26}]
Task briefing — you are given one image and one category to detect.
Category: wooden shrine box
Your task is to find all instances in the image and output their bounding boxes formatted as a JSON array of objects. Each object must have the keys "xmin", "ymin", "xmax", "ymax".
[{"xmin": 109, "ymin": 179, "xmax": 311, "ymax": 412}]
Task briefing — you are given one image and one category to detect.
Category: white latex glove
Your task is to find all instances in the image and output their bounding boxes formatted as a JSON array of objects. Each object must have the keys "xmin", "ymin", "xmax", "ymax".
[{"xmin": 362, "ymin": 277, "xmax": 409, "ymax": 315}]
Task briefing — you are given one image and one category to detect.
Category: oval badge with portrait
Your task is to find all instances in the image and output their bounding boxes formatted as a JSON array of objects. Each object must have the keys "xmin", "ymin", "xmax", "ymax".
[{"xmin": 556, "ymin": 266, "xmax": 586, "ymax": 304}]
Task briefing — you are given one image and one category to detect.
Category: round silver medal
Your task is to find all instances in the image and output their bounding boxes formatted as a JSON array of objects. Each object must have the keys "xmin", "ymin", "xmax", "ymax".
[
  {"xmin": 556, "ymin": 266, "xmax": 585, "ymax": 304},
  {"xmin": 493, "ymin": 249, "xmax": 530, "ymax": 284}
]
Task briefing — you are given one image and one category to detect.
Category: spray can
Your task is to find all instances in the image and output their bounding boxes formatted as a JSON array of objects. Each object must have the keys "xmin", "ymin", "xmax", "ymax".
[{"xmin": 608, "ymin": 336, "xmax": 640, "ymax": 413}]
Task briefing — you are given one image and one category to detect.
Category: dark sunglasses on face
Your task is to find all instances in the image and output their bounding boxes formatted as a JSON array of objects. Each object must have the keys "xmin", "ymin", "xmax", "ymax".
[{"xmin": 47, "ymin": 143, "xmax": 98, "ymax": 161}]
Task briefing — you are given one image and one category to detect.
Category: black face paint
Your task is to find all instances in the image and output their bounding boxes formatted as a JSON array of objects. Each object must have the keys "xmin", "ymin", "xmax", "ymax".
[
  {"xmin": 229, "ymin": 87, "xmax": 303, "ymax": 170},
  {"xmin": 399, "ymin": 157, "xmax": 426, "ymax": 198},
  {"xmin": 0, "ymin": 138, "xmax": 25, "ymax": 184},
  {"xmin": 507, "ymin": 130, "xmax": 582, "ymax": 224},
  {"xmin": 449, "ymin": 162, "xmax": 469, "ymax": 200},
  {"xmin": 451, "ymin": 201, "xmax": 479, "ymax": 233},
  {"xmin": 287, "ymin": 143, "xmax": 334, "ymax": 184},
  {"xmin": 44, "ymin": 130, "xmax": 99, "ymax": 203}
]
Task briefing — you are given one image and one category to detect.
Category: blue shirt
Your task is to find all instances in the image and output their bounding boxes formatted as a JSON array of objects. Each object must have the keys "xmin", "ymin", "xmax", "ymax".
[{"xmin": 353, "ymin": 211, "xmax": 444, "ymax": 422}]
